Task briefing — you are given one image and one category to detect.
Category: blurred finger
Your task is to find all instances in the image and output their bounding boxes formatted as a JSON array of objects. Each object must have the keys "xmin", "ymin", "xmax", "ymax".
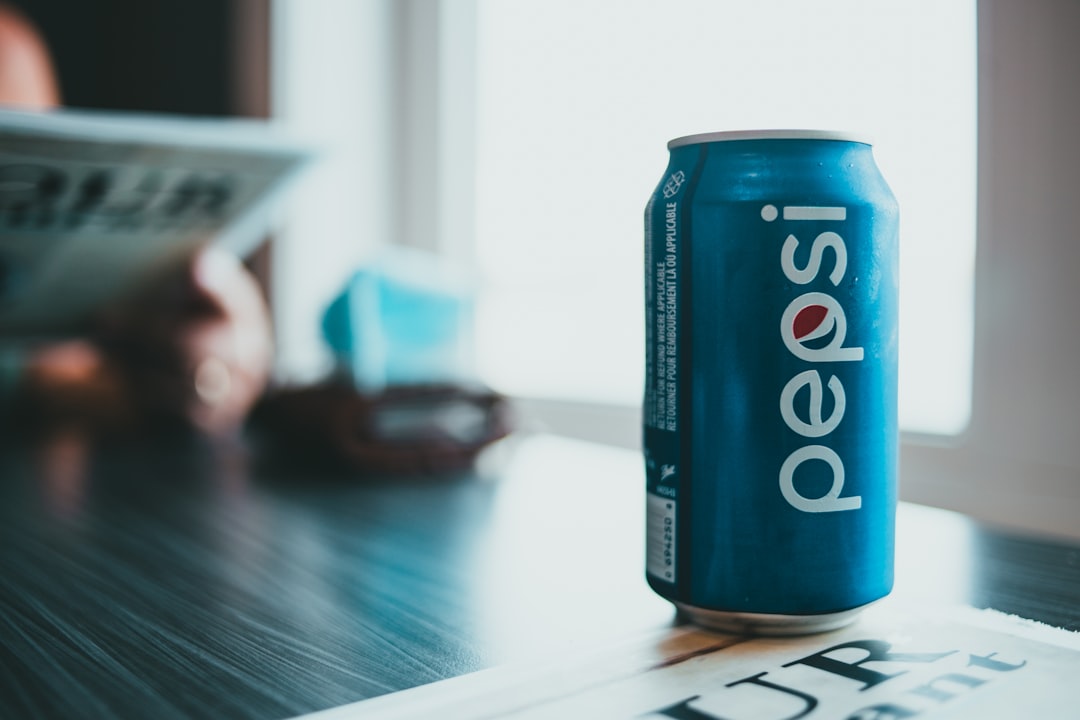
[{"xmin": 188, "ymin": 247, "xmax": 241, "ymax": 315}]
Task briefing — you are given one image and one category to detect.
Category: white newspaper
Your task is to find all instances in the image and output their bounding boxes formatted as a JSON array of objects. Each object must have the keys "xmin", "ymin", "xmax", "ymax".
[
  {"xmin": 0, "ymin": 107, "xmax": 310, "ymax": 338},
  {"xmin": 298, "ymin": 601, "xmax": 1080, "ymax": 720}
]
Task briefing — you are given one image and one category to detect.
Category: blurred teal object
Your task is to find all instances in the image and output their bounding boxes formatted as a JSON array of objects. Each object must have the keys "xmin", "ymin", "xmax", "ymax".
[{"xmin": 322, "ymin": 250, "xmax": 474, "ymax": 390}]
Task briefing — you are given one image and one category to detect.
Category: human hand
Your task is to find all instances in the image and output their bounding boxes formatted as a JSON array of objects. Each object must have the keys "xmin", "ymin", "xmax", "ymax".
[{"xmin": 94, "ymin": 247, "xmax": 273, "ymax": 436}]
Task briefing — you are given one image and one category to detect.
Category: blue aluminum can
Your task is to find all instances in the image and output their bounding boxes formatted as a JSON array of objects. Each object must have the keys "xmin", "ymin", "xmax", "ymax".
[{"xmin": 643, "ymin": 130, "xmax": 899, "ymax": 635}]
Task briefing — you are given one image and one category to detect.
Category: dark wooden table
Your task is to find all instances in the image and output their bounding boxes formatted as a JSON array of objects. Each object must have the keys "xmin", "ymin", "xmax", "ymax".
[{"xmin": 1, "ymin": 431, "xmax": 1077, "ymax": 719}]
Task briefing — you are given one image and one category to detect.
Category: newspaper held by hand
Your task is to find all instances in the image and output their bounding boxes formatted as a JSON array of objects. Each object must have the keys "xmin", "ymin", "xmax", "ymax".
[{"xmin": 0, "ymin": 106, "xmax": 311, "ymax": 339}]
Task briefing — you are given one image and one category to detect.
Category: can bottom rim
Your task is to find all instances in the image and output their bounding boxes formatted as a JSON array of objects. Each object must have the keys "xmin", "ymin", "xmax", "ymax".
[{"xmin": 674, "ymin": 601, "xmax": 872, "ymax": 636}]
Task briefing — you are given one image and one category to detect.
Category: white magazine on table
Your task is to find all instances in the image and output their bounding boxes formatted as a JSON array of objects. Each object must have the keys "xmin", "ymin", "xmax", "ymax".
[{"xmin": 298, "ymin": 600, "xmax": 1080, "ymax": 720}]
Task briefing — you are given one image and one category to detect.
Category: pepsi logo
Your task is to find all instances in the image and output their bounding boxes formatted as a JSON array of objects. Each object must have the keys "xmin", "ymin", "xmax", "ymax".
[
  {"xmin": 781, "ymin": 292, "xmax": 863, "ymax": 363},
  {"xmin": 773, "ymin": 210, "xmax": 864, "ymax": 513},
  {"xmin": 793, "ymin": 304, "xmax": 830, "ymax": 342}
]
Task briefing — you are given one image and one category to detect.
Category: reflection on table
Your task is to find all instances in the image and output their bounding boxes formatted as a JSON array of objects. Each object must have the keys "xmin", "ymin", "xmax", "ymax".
[{"xmin": 0, "ymin": 431, "xmax": 1077, "ymax": 719}]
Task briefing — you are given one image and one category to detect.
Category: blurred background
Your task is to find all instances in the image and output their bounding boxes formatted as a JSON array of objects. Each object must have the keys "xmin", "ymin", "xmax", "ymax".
[{"xmin": 8, "ymin": 0, "xmax": 1079, "ymax": 537}]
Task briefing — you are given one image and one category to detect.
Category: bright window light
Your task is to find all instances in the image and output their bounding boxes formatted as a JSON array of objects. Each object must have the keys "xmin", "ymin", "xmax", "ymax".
[{"xmin": 474, "ymin": 0, "xmax": 976, "ymax": 436}]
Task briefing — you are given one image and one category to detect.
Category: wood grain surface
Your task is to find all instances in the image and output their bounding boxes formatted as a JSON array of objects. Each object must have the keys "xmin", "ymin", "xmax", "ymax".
[{"xmin": 1, "ymin": 431, "xmax": 1077, "ymax": 719}]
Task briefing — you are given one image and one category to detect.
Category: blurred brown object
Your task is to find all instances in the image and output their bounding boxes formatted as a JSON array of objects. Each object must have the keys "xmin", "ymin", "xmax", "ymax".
[
  {"xmin": 12, "ymin": 340, "xmax": 138, "ymax": 432},
  {"xmin": 253, "ymin": 383, "xmax": 513, "ymax": 476}
]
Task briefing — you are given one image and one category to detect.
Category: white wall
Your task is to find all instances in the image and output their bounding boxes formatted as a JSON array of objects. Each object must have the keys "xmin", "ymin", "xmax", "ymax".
[
  {"xmin": 901, "ymin": 0, "xmax": 1080, "ymax": 539},
  {"xmin": 271, "ymin": 0, "xmax": 393, "ymax": 384},
  {"xmin": 271, "ymin": 0, "xmax": 475, "ymax": 383}
]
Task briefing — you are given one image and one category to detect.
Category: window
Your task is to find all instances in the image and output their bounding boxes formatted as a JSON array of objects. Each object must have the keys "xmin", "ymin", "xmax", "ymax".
[
  {"xmin": 273, "ymin": 0, "xmax": 977, "ymax": 435},
  {"xmin": 473, "ymin": 0, "xmax": 977, "ymax": 436},
  {"xmin": 272, "ymin": 0, "xmax": 1080, "ymax": 543}
]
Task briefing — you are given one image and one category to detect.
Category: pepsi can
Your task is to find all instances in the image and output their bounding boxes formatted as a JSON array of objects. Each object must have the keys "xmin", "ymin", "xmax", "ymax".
[{"xmin": 644, "ymin": 130, "xmax": 899, "ymax": 635}]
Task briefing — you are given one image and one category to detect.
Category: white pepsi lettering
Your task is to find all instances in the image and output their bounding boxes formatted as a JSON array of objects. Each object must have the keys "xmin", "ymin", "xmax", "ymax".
[
  {"xmin": 780, "ymin": 291, "xmax": 864, "ymax": 363},
  {"xmin": 781, "ymin": 231, "xmax": 847, "ymax": 286},
  {"xmin": 783, "ymin": 205, "xmax": 847, "ymax": 221},
  {"xmin": 780, "ymin": 370, "xmax": 846, "ymax": 438},
  {"xmin": 770, "ymin": 204, "xmax": 862, "ymax": 514},
  {"xmin": 780, "ymin": 446, "xmax": 862, "ymax": 513}
]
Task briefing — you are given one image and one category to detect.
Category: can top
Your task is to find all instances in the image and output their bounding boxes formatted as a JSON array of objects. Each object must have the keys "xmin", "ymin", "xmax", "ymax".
[{"xmin": 667, "ymin": 129, "xmax": 872, "ymax": 149}]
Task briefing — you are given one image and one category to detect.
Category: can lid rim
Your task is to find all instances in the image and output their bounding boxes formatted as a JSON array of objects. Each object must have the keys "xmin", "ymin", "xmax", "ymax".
[{"xmin": 667, "ymin": 129, "xmax": 872, "ymax": 149}]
